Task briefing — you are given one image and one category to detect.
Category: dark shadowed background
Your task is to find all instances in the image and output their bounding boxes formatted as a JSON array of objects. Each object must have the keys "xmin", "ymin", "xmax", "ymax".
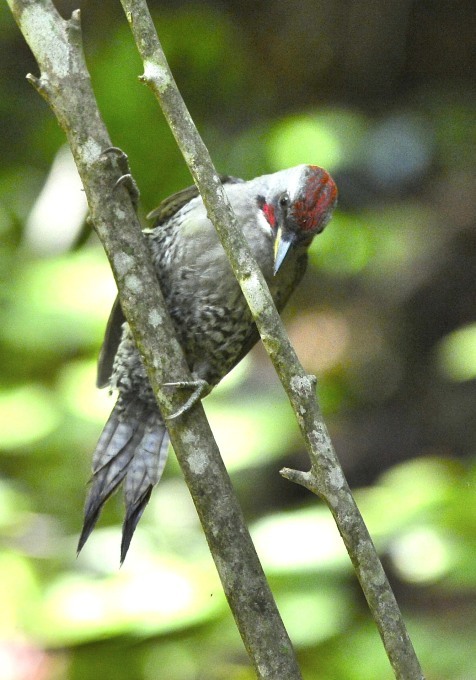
[{"xmin": 0, "ymin": 1, "xmax": 475, "ymax": 678}]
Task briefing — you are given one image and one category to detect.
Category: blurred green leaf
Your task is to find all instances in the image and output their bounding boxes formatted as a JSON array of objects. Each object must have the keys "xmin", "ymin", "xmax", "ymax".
[
  {"xmin": 39, "ymin": 557, "xmax": 224, "ymax": 646},
  {"xmin": 206, "ymin": 392, "xmax": 298, "ymax": 471},
  {"xmin": 278, "ymin": 586, "xmax": 353, "ymax": 647},
  {"xmin": 1, "ymin": 248, "xmax": 115, "ymax": 353},
  {"xmin": 57, "ymin": 359, "xmax": 114, "ymax": 424},
  {"xmin": 0, "ymin": 552, "xmax": 41, "ymax": 633},
  {"xmin": 0, "ymin": 480, "xmax": 30, "ymax": 529},
  {"xmin": 313, "ymin": 212, "xmax": 374, "ymax": 275},
  {"xmin": 251, "ymin": 507, "xmax": 349, "ymax": 574},
  {"xmin": 0, "ymin": 385, "xmax": 60, "ymax": 449}
]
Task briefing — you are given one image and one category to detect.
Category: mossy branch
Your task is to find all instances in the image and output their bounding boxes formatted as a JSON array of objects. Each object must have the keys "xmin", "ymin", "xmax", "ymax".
[{"xmin": 6, "ymin": 1, "xmax": 302, "ymax": 677}]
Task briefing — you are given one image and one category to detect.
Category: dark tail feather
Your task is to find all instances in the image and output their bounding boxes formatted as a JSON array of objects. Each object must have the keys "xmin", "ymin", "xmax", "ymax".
[
  {"xmin": 77, "ymin": 399, "xmax": 170, "ymax": 560},
  {"xmin": 120, "ymin": 414, "xmax": 170, "ymax": 563}
]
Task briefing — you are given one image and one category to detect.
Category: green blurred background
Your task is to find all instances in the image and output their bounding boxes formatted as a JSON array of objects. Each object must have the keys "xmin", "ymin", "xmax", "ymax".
[{"xmin": 1, "ymin": 1, "xmax": 475, "ymax": 678}]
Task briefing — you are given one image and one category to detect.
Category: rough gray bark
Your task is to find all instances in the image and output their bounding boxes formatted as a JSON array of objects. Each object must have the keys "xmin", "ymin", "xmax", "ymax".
[
  {"xmin": 6, "ymin": 1, "xmax": 302, "ymax": 678},
  {"xmin": 119, "ymin": 2, "xmax": 425, "ymax": 679}
]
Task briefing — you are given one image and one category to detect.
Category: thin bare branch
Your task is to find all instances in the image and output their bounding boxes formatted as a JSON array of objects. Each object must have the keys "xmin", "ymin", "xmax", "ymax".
[{"xmin": 118, "ymin": 1, "xmax": 425, "ymax": 678}]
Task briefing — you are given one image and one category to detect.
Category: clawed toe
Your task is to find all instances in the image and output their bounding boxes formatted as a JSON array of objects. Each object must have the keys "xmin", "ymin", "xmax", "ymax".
[
  {"xmin": 114, "ymin": 173, "xmax": 140, "ymax": 207},
  {"xmin": 101, "ymin": 146, "xmax": 129, "ymax": 171},
  {"xmin": 101, "ymin": 147, "xmax": 140, "ymax": 207},
  {"xmin": 163, "ymin": 379, "xmax": 211, "ymax": 419}
]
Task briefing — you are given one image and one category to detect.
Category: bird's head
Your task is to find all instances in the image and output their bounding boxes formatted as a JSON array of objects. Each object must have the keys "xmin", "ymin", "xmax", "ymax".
[{"xmin": 257, "ymin": 165, "xmax": 338, "ymax": 274}]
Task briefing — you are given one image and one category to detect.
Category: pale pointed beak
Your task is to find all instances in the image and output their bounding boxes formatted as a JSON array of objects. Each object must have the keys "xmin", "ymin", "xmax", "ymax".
[{"xmin": 273, "ymin": 228, "xmax": 294, "ymax": 275}]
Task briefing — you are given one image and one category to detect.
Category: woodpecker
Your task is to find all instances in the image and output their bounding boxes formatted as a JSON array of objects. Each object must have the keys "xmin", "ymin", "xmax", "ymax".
[{"xmin": 78, "ymin": 164, "xmax": 338, "ymax": 562}]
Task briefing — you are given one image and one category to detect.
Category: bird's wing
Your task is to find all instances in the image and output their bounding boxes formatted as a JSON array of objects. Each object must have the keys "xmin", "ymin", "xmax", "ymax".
[
  {"xmin": 97, "ymin": 175, "xmax": 244, "ymax": 388},
  {"xmin": 146, "ymin": 175, "xmax": 243, "ymax": 224},
  {"xmin": 97, "ymin": 296, "xmax": 125, "ymax": 388}
]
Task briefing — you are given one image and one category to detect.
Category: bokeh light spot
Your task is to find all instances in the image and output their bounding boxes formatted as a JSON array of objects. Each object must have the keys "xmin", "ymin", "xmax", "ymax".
[
  {"xmin": 390, "ymin": 526, "xmax": 452, "ymax": 583},
  {"xmin": 436, "ymin": 323, "xmax": 476, "ymax": 382},
  {"xmin": 268, "ymin": 115, "xmax": 343, "ymax": 171},
  {"xmin": 0, "ymin": 386, "xmax": 60, "ymax": 449}
]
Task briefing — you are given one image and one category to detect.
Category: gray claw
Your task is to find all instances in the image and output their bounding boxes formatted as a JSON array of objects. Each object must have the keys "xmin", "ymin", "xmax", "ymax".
[
  {"xmin": 163, "ymin": 379, "xmax": 210, "ymax": 419},
  {"xmin": 101, "ymin": 146, "xmax": 129, "ymax": 170},
  {"xmin": 100, "ymin": 147, "xmax": 140, "ymax": 207},
  {"xmin": 114, "ymin": 173, "xmax": 140, "ymax": 204}
]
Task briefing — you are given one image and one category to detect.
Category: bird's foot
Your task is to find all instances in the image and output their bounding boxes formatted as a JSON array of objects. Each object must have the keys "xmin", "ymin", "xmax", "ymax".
[
  {"xmin": 101, "ymin": 146, "xmax": 130, "ymax": 172},
  {"xmin": 163, "ymin": 379, "xmax": 211, "ymax": 420},
  {"xmin": 114, "ymin": 173, "xmax": 140, "ymax": 209},
  {"xmin": 101, "ymin": 146, "xmax": 140, "ymax": 209}
]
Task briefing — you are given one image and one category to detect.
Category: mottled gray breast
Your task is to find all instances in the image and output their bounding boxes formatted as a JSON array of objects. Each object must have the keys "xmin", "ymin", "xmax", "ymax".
[{"xmin": 146, "ymin": 193, "xmax": 306, "ymax": 386}]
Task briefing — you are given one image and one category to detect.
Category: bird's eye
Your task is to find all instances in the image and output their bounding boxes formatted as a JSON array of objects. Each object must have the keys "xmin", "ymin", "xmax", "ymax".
[{"xmin": 279, "ymin": 193, "xmax": 290, "ymax": 208}]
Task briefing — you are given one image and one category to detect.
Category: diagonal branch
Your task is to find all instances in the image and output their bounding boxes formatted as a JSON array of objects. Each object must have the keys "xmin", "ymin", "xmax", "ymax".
[
  {"xmin": 119, "ymin": 1, "xmax": 425, "ymax": 679},
  {"xmin": 6, "ymin": 1, "xmax": 302, "ymax": 678}
]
